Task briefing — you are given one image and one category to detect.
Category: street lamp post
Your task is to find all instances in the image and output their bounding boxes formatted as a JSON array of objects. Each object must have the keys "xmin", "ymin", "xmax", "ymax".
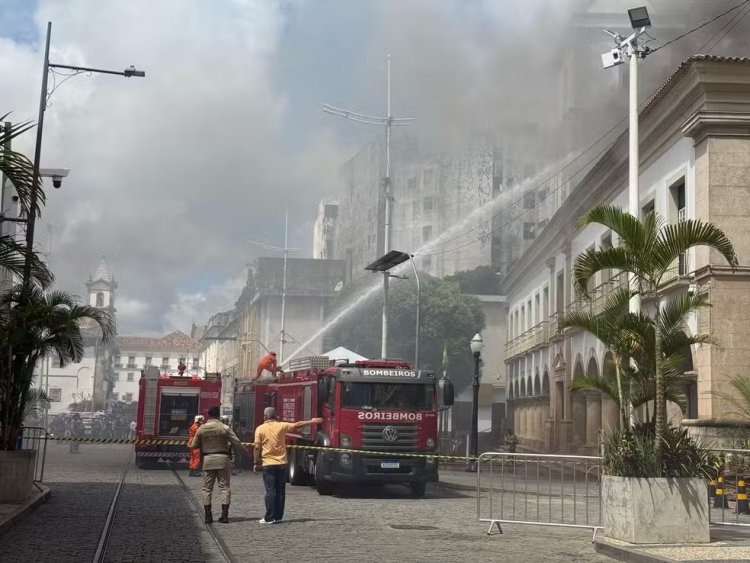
[
  {"xmin": 22, "ymin": 21, "xmax": 144, "ymax": 299},
  {"xmin": 600, "ymin": 6, "xmax": 651, "ymax": 425},
  {"xmin": 323, "ymin": 55, "xmax": 414, "ymax": 359},
  {"xmin": 364, "ymin": 250, "xmax": 420, "ymax": 367},
  {"xmin": 468, "ymin": 333, "xmax": 483, "ymax": 471}
]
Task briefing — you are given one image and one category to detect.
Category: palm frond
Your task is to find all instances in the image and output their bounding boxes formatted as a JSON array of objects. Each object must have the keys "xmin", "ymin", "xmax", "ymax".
[
  {"xmin": 573, "ymin": 247, "xmax": 640, "ymax": 297},
  {"xmin": 654, "ymin": 220, "xmax": 738, "ymax": 277},
  {"xmin": 571, "ymin": 375, "xmax": 621, "ymax": 405},
  {"xmin": 714, "ymin": 375, "xmax": 750, "ymax": 419}
]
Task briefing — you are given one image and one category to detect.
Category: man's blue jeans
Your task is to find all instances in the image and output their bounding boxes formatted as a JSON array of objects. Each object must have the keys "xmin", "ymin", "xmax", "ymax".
[{"xmin": 262, "ymin": 464, "xmax": 287, "ymax": 521}]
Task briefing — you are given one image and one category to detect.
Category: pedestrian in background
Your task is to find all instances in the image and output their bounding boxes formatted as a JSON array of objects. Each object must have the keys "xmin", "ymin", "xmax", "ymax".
[
  {"xmin": 192, "ymin": 406, "xmax": 245, "ymax": 524},
  {"xmin": 504, "ymin": 428, "xmax": 518, "ymax": 454},
  {"xmin": 253, "ymin": 407, "xmax": 321, "ymax": 524}
]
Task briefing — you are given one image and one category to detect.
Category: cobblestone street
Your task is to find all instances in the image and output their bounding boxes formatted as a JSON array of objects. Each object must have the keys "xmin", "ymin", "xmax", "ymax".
[
  {"xmin": 180, "ymin": 466, "xmax": 610, "ymax": 562},
  {"xmin": 0, "ymin": 443, "xmax": 612, "ymax": 562}
]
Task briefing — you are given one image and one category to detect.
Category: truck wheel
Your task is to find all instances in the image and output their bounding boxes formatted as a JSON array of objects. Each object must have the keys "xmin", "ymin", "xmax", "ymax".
[
  {"xmin": 136, "ymin": 457, "xmax": 157, "ymax": 470},
  {"xmin": 409, "ymin": 481, "xmax": 426, "ymax": 498},
  {"xmin": 314, "ymin": 454, "xmax": 334, "ymax": 496},
  {"xmin": 289, "ymin": 449, "xmax": 307, "ymax": 486}
]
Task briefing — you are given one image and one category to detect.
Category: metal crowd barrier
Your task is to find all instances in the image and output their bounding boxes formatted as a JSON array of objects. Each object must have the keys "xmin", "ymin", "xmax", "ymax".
[
  {"xmin": 708, "ymin": 448, "xmax": 750, "ymax": 528},
  {"xmin": 477, "ymin": 452, "xmax": 603, "ymax": 541},
  {"xmin": 19, "ymin": 426, "xmax": 49, "ymax": 483}
]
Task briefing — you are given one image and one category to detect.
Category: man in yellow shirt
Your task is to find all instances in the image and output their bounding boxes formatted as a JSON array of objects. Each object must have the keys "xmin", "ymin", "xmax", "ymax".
[{"xmin": 253, "ymin": 406, "xmax": 322, "ymax": 524}]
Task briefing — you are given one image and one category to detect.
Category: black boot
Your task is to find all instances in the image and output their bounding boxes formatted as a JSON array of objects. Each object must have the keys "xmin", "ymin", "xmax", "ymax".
[
  {"xmin": 218, "ymin": 504, "xmax": 229, "ymax": 523},
  {"xmin": 204, "ymin": 505, "xmax": 213, "ymax": 524}
]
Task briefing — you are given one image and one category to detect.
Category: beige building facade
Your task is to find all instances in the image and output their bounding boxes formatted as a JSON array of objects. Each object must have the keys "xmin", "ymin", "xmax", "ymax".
[{"xmin": 504, "ymin": 56, "xmax": 750, "ymax": 454}]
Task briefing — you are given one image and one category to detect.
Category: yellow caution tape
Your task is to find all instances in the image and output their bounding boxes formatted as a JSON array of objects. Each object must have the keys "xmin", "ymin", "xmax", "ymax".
[{"xmin": 47, "ymin": 435, "xmax": 479, "ymax": 461}]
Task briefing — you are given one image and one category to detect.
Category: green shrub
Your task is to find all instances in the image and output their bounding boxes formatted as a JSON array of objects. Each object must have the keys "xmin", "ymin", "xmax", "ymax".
[{"xmin": 603, "ymin": 425, "xmax": 713, "ymax": 479}]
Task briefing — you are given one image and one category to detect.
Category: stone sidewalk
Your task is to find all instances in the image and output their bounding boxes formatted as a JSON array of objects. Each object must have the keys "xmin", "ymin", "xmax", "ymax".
[
  {"xmin": 437, "ymin": 469, "xmax": 750, "ymax": 562},
  {"xmin": 0, "ymin": 485, "xmax": 51, "ymax": 537}
]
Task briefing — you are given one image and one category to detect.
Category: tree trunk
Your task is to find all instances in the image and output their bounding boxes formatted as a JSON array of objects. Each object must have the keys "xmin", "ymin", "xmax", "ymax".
[
  {"xmin": 653, "ymin": 290, "xmax": 665, "ymax": 472},
  {"xmin": 614, "ymin": 353, "xmax": 628, "ymax": 429}
]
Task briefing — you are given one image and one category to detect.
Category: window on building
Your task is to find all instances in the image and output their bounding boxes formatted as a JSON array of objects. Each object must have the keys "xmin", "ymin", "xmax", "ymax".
[
  {"xmin": 127, "ymin": 356, "xmax": 136, "ymax": 368},
  {"xmin": 524, "ymin": 192, "xmax": 536, "ymax": 209},
  {"xmin": 523, "ymin": 222, "xmax": 536, "ymax": 240},
  {"xmin": 111, "ymin": 392, "xmax": 119, "ymax": 402},
  {"xmin": 161, "ymin": 357, "xmax": 169, "ymax": 368},
  {"xmin": 144, "ymin": 357, "xmax": 152, "ymax": 366},
  {"xmin": 127, "ymin": 373, "xmax": 135, "ymax": 382},
  {"xmin": 115, "ymin": 355, "xmax": 121, "ymax": 367},
  {"xmin": 422, "ymin": 225, "xmax": 433, "ymax": 243},
  {"xmin": 113, "ymin": 373, "xmax": 119, "ymax": 382},
  {"xmin": 423, "ymin": 255, "xmax": 433, "ymax": 272},
  {"xmin": 669, "ymin": 178, "xmax": 688, "ymax": 275},
  {"xmin": 178, "ymin": 357, "xmax": 186, "ymax": 366},
  {"xmin": 534, "ymin": 294, "xmax": 541, "ymax": 324},
  {"xmin": 123, "ymin": 393, "xmax": 133, "ymax": 403},
  {"xmin": 48, "ymin": 388, "xmax": 62, "ymax": 402},
  {"xmin": 423, "ymin": 169, "xmax": 434, "ymax": 187},
  {"xmin": 641, "ymin": 199, "xmax": 655, "ymax": 218},
  {"xmin": 96, "ymin": 292, "xmax": 105, "ymax": 307},
  {"xmin": 423, "ymin": 197, "xmax": 434, "ymax": 212},
  {"xmin": 493, "ymin": 174, "xmax": 503, "ymax": 194},
  {"xmin": 192, "ymin": 358, "xmax": 199, "ymax": 368}
]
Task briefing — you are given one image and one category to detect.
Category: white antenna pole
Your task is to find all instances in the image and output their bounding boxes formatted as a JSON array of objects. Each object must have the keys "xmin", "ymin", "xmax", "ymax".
[
  {"xmin": 246, "ymin": 211, "xmax": 301, "ymax": 366},
  {"xmin": 280, "ymin": 208, "xmax": 289, "ymax": 364}
]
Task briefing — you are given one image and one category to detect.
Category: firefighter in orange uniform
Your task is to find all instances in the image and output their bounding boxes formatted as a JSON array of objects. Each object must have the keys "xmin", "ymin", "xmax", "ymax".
[
  {"xmin": 188, "ymin": 415, "xmax": 204, "ymax": 476},
  {"xmin": 255, "ymin": 351, "xmax": 283, "ymax": 380}
]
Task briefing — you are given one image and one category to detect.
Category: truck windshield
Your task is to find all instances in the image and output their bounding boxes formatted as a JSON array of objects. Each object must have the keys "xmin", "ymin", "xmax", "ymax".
[{"xmin": 341, "ymin": 382, "xmax": 434, "ymax": 411}]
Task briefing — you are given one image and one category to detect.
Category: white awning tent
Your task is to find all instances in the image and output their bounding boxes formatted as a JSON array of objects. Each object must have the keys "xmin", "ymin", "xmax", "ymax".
[{"xmin": 323, "ymin": 346, "xmax": 367, "ymax": 364}]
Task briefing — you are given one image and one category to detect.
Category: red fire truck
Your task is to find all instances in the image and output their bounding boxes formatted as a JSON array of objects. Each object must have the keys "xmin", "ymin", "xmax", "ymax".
[
  {"xmin": 233, "ymin": 356, "xmax": 453, "ymax": 497},
  {"xmin": 135, "ymin": 366, "xmax": 222, "ymax": 469}
]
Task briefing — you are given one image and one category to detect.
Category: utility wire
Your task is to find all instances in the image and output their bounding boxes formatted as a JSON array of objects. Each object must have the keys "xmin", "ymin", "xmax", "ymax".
[
  {"xmin": 651, "ymin": 0, "xmax": 750, "ymax": 53},
  {"xmin": 703, "ymin": 4, "xmax": 750, "ymax": 52},
  {"xmin": 417, "ymin": 2, "xmax": 750, "ymax": 257}
]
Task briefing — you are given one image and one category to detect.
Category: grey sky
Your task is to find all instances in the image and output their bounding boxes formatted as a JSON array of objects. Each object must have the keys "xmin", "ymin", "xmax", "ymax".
[{"xmin": 0, "ymin": 0, "xmax": 746, "ymax": 335}]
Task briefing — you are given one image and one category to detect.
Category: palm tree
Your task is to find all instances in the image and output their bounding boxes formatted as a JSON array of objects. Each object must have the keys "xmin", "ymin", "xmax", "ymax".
[
  {"xmin": 0, "ymin": 286, "xmax": 115, "ymax": 450},
  {"xmin": 0, "ymin": 116, "xmax": 52, "ymax": 287},
  {"xmin": 562, "ymin": 289, "xmax": 714, "ymax": 428},
  {"xmin": 572, "ymin": 205, "xmax": 737, "ymax": 456},
  {"xmin": 560, "ymin": 289, "xmax": 642, "ymax": 427}
]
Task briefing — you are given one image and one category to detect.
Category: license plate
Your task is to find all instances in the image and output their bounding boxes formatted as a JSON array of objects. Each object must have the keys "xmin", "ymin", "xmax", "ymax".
[{"xmin": 381, "ymin": 461, "xmax": 400, "ymax": 469}]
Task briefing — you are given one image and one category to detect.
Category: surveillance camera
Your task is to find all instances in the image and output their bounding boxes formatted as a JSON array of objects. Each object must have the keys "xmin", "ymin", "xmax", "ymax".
[
  {"xmin": 601, "ymin": 48, "xmax": 624, "ymax": 69},
  {"xmin": 39, "ymin": 167, "xmax": 69, "ymax": 188}
]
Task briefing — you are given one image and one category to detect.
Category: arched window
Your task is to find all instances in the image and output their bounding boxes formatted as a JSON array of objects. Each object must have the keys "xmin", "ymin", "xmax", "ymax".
[{"xmin": 96, "ymin": 292, "xmax": 105, "ymax": 307}]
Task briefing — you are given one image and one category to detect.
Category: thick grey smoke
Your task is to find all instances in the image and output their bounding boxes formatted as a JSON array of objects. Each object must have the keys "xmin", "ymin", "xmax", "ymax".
[{"xmin": 1, "ymin": 0, "xmax": 747, "ymax": 334}]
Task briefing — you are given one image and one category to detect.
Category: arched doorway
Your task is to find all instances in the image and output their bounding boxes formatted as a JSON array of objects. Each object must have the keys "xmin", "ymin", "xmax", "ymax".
[{"xmin": 572, "ymin": 358, "xmax": 586, "ymax": 447}]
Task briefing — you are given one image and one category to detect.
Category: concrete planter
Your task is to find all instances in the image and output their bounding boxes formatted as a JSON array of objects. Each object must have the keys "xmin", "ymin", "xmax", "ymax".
[
  {"xmin": 0, "ymin": 449, "xmax": 37, "ymax": 503},
  {"xmin": 602, "ymin": 475, "xmax": 709, "ymax": 544}
]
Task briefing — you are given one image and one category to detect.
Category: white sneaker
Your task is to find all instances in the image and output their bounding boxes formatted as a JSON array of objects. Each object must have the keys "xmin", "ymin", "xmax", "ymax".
[{"xmin": 258, "ymin": 518, "xmax": 275, "ymax": 524}]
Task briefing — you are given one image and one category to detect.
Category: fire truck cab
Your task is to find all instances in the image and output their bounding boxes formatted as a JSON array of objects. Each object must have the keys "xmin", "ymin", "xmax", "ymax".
[
  {"xmin": 233, "ymin": 356, "xmax": 454, "ymax": 497},
  {"xmin": 135, "ymin": 366, "xmax": 222, "ymax": 469}
]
